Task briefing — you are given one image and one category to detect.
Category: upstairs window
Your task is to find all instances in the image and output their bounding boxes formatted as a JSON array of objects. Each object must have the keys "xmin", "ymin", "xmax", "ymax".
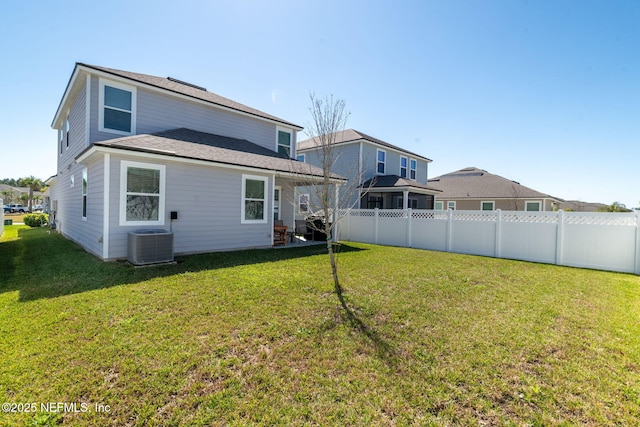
[
  {"xmin": 82, "ymin": 169, "xmax": 88, "ymax": 219},
  {"xmin": 99, "ymin": 79, "xmax": 136, "ymax": 135},
  {"xmin": 377, "ymin": 149, "xmax": 386, "ymax": 174},
  {"xmin": 277, "ymin": 128, "xmax": 292, "ymax": 157},
  {"xmin": 65, "ymin": 114, "xmax": 70, "ymax": 148},
  {"xmin": 297, "ymin": 154, "xmax": 305, "ymax": 162},
  {"xmin": 410, "ymin": 159, "xmax": 417, "ymax": 180},
  {"xmin": 400, "ymin": 156, "xmax": 408, "ymax": 178}
]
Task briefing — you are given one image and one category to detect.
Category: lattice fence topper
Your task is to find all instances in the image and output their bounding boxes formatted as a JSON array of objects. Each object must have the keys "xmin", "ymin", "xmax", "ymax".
[
  {"xmin": 502, "ymin": 212, "xmax": 558, "ymax": 224},
  {"xmin": 378, "ymin": 210, "xmax": 407, "ymax": 218},
  {"xmin": 412, "ymin": 210, "xmax": 449, "ymax": 220},
  {"xmin": 452, "ymin": 211, "xmax": 497, "ymax": 222},
  {"xmin": 564, "ymin": 213, "xmax": 638, "ymax": 226},
  {"xmin": 345, "ymin": 209, "xmax": 376, "ymax": 217}
]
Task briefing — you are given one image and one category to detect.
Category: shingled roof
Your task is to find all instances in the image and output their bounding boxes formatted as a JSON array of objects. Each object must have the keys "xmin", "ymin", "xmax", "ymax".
[
  {"xmin": 297, "ymin": 129, "xmax": 432, "ymax": 162},
  {"xmin": 428, "ymin": 167, "xmax": 562, "ymax": 200},
  {"xmin": 56, "ymin": 63, "xmax": 302, "ymax": 130},
  {"xmin": 80, "ymin": 128, "xmax": 343, "ymax": 180}
]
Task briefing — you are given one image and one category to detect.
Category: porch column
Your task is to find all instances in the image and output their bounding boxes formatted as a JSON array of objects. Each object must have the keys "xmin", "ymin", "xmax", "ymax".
[{"xmin": 403, "ymin": 190, "xmax": 409, "ymax": 210}]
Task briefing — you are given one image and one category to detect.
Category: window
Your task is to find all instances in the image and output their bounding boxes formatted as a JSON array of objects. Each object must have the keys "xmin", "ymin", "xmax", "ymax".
[
  {"xmin": 65, "ymin": 114, "xmax": 70, "ymax": 148},
  {"xmin": 296, "ymin": 154, "xmax": 305, "ymax": 162},
  {"xmin": 481, "ymin": 201, "xmax": 495, "ymax": 211},
  {"xmin": 525, "ymin": 201, "xmax": 541, "ymax": 211},
  {"xmin": 447, "ymin": 201, "xmax": 456, "ymax": 210},
  {"xmin": 410, "ymin": 159, "xmax": 417, "ymax": 180},
  {"xmin": 298, "ymin": 193, "xmax": 310, "ymax": 213},
  {"xmin": 59, "ymin": 129, "xmax": 63, "ymax": 154},
  {"xmin": 242, "ymin": 175, "xmax": 268, "ymax": 223},
  {"xmin": 377, "ymin": 149, "xmax": 386, "ymax": 174},
  {"xmin": 277, "ymin": 128, "xmax": 292, "ymax": 157},
  {"xmin": 273, "ymin": 186, "xmax": 281, "ymax": 221},
  {"xmin": 435, "ymin": 201, "xmax": 444, "ymax": 210},
  {"xmin": 82, "ymin": 169, "xmax": 88, "ymax": 219},
  {"xmin": 99, "ymin": 79, "xmax": 136, "ymax": 135},
  {"xmin": 400, "ymin": 156, "xmax": 408, "ymax": 178},
  {"xmin": 120, "ymin": 161, "xmax": 165, "ymax": 226}
]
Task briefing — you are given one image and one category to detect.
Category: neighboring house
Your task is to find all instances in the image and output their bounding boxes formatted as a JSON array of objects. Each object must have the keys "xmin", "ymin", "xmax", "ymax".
[
  {"xmin": 428, "ymin": 167, "xmax": 563, "ymax": 211},
  {"xmin": 296, "ymin": 129, "xmax": 440, "ymax": 211},
  {"xmin": 48, "ymin": 63, "xmax": 343, "ymax": 261}
]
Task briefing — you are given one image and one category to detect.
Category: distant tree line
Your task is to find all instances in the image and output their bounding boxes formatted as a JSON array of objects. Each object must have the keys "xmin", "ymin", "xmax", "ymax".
[{"xmin": 1, "ymin": 176, "xmax": 46, "ymax": 212}]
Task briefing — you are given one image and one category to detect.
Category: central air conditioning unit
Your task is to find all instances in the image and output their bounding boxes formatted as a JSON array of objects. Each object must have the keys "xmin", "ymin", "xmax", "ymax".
[{"xmin": 127, "ymin": 229, "xmax": 174, "ymax": 265}]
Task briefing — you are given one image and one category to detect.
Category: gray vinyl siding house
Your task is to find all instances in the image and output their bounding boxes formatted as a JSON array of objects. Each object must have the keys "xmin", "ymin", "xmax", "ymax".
[
  {"xmin": 49, "ymin": 63, "xmax": 341, "ymax": 261},
  {"xmin": 297, "ymin": 129, "xmax": 438, "ymax": 211}
]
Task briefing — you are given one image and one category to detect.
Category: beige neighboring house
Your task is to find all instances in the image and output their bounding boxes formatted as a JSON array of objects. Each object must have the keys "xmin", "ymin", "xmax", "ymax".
[{"xmin": 428, "ymin": 167, "xmax": 563, "ymax": 211}]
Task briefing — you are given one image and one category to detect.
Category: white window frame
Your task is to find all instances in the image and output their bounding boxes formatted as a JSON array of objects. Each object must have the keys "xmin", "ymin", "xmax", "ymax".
[
  {"xmin": 82, "ymin": 168, "xmax": 88, "ymax": 220},
  {"xmin": 298, "ymin": 193, "xmax": 310, "ymax": 213},
  {"xmin": 376, "ymin": 149, "xmax": 386, "ymax": 174},
  {"xmin": 58, "ymin": 129, "xmax": 63, "ymax": 155},
  {"xmin": 447, "ymin": 201, "xmax": 456, "ymax": 210},
  {"xmin": 525, "ymin": 200, "xmax": 542, "ymax": 211},
  {"xmin": 241, "ymin": 174, "xmax": 268, "ymax": 224},
  {"xmin": 400, "ymin": 156, "xmax": 408, "ymax": 178},
  {"xmin": 435, "ymin": 201, "xmax": 444, "ymax": 210},
  {"xmin": 119, "ymin": 160, "xmax": 166, "ymax": 226},
  {"xmin": 481, "ymin": 201, "xmax": 495, "ymax": 211},
  {"xmin": 65, "ymin": 112, "xmax": 70, "ymax": 148},
  {"xmin": 276, "ymin": 127, "xmax": 293, "ymax": 158},
  {"xmin": 410, "ymin": 158, "xmax": 417, "ymax": 180},
  {"xmin": 99, "ymin": 78, "xmax": 137, "ymax": 136}
]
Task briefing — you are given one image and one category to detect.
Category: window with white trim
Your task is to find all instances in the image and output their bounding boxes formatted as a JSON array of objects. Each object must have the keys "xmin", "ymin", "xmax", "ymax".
[
  {"xmin": 277, "ymin": 128, "xmax": 292, "ymax": 157},
  {"xmin": 59, "ymin": 129, "xmax": 63, "ymax": 154},
  {"xmin": 65, "ymin": 114, "xmax": 70, "ymax": 148},
  {"xmin": 400, "ymin": 156, "xmax": 408, "ymax": 178},
  {"xmin": 377, "ymin": 149, "xmax": 386, "ymax": 174},
  {"xmin": 481, "ymin": 201, "xmax": 495, "ymax": 211},
  {"xmin": 242, "ymin": 175, "xmax": 268, "ymax": 223},
  {"xmin": 410, "ymin": 159, "xmax": 417, "ymax": 180},
  {"xmin": 435, "ymin": 201, "xmax": 444, "ymax": 210},
  {"xmin": 525, "ymin": 201, "xmax": 541, "ymax": 211},
  {"xmin": 120, "ymin": 161, "xmax": 165, "ymax": 226},
  {"xmin": 299, "ymin": 193, "xmax": 310, "ymax": 213},
  {"xmin": 99, "ymin": 79, "xmax": 136, "ymax": 135},
  {"xmin": 447, "ymin": 201, "xmax": 456, "ymax": 210},
  {"xmin": 82, "ymin": 169, "xmax": 88, "ymax": 219}
]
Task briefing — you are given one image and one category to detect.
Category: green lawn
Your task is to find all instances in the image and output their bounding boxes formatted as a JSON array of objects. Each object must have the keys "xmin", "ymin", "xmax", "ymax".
[{"xmin": 1, "ymin": 226, "xmax": 639, "ymax": 426}]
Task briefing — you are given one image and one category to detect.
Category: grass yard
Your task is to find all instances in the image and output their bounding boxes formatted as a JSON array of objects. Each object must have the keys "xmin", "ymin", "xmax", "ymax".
[{"xmin": 1, "ymin": 226, "xmax": 640, "ymax": 426}]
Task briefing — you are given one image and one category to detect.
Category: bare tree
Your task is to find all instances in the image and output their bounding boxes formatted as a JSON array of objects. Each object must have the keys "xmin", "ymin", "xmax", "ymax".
[
  {"xmin": 297, "ymin": 94, "xmax": 367, "ymax": 311},
  {"xmin": 509, "ymin": 181, "xmax": 523, "ymax": 211}
]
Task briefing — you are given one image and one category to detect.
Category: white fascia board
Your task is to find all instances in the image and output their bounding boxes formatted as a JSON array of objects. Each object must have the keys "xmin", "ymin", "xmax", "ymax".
[{"xmin": 76, "ymin": 145, "xmax": 344, "ymax": 184}]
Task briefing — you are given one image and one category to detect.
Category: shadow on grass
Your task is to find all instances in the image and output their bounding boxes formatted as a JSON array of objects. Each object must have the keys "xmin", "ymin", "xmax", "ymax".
[{"xmin": 0, "ymin": 227, "xmax": 366, "ymax": 302}]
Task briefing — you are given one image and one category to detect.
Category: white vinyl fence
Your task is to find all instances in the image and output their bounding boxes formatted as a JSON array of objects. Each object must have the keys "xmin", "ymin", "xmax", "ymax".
[{"xmin": 338, "ymin": 209, "xmax": 640, "ymax": 275}]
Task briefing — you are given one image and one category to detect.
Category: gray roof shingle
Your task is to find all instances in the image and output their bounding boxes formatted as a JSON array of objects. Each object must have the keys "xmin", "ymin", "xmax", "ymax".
[{"xmin": 89, "ymin": 128, "xmax": 343, "ymax": 179}]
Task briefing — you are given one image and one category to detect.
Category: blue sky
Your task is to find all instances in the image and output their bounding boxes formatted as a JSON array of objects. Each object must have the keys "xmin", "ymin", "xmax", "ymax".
[{"xmin": 1, "ymin": 0, "xmax": 638, "ymax": 208}]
